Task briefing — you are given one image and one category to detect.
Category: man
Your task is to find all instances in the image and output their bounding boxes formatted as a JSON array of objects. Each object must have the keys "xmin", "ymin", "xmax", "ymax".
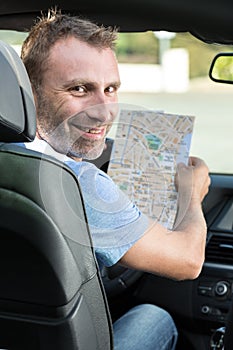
[{"xmin": 20, "ymin": 9, "xmax": 210, "ymax": 349}]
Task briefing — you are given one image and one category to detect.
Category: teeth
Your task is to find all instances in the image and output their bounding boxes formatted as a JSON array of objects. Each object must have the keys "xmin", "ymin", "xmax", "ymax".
[
  {"xmin": 89, "ymin": 129, "xmax": 101, "ymax": 134},
  {"xmin": 78, "ymin": 127, "xmax": 102, "ymax": 134}
]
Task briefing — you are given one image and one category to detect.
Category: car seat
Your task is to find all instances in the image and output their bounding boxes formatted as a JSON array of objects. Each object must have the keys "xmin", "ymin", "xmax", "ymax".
[{"xmin": 0, "ymin": 40, "xmax": 113, "ymax": 350}]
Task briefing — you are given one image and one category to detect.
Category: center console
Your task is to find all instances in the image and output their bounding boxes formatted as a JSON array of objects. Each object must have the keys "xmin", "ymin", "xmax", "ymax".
[{"xmin": 194, "ymin": 197, "xmax": 233, "ymax": 326}]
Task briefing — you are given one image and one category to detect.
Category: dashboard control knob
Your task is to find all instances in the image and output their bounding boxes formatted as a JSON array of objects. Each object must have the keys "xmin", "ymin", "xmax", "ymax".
[
  {"xmin": 214, "ymin": 281, "xmax": 228, "ymax": 296},
  {"xmin": 201, "ymin": 305, "xmax": 210, "ymax": 314}
]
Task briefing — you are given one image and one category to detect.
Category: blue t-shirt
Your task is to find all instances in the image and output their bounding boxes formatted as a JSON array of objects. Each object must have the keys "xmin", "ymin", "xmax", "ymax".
[{"xmin": 20, "ymin": 139, "xmax": 149, "ymax": 267}]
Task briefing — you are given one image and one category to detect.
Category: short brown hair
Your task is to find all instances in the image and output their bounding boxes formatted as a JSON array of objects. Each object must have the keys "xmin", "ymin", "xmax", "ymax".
[{"xmin": 21, "ymin": 9, "xmax": 118, "ymax": 90}]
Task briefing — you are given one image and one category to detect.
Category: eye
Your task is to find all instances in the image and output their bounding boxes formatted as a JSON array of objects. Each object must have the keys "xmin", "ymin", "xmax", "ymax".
[
  {"xmin": 69, "ymin": 85, "xmax": 87, "ymax": 96},
  {"xmin": 105, "ymin": 85, "xmax": 118, "ymax": 95}
]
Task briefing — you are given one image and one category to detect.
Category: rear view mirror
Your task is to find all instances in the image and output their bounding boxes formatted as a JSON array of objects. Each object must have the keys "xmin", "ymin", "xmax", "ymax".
[{"xmin": 209, "ymin": 53, "xmax": 233, "ymax": 84}]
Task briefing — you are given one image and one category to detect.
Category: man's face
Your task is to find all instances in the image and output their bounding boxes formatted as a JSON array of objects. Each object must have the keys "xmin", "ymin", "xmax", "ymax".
[{"xmin": 36, "ymin": 37, "xmax": 120, "ymax": 160}]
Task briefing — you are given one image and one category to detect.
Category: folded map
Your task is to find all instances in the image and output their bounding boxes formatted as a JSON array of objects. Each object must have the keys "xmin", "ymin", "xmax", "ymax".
[{"xmin": 107, "ymin": 108, "xmax": 195, "ymax": 229}]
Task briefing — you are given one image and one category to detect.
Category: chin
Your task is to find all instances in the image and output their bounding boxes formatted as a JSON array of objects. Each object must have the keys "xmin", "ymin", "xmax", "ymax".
[
  {"xmin": 69, "ymin": 143, "xmax": 105, "ymax": 161},
  {"xmin": 83, "ymin": 149, "xmax": 104, "ymax": 160}
]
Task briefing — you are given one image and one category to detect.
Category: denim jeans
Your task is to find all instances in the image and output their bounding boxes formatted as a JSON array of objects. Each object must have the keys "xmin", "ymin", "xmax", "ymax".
[{"xmin": 113, "ymin": 304, "xmax": 178, "ymax": 350}]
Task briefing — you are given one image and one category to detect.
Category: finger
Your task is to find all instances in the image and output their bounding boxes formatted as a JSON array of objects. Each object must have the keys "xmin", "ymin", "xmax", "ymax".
[{"xmin": 189, "ymin": 156, "xmax": 202, "ymax": 167}]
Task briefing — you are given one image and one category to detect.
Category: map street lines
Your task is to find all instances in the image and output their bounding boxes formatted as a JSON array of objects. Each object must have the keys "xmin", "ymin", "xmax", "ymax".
[{"xmin": 108, "ymin": 109, "xmax": 195, "ymax": 229}]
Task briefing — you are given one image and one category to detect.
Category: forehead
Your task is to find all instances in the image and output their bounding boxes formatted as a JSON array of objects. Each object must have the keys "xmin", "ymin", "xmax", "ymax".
[{"xmin": 46, "ymin": 37, "xmax": 120, "ymax": 83}]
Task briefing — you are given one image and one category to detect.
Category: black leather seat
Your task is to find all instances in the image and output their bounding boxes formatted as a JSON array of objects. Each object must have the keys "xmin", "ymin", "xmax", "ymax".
[{"xmin": 0, "ymin": 40, "xmax": 113, "ymax": 349}]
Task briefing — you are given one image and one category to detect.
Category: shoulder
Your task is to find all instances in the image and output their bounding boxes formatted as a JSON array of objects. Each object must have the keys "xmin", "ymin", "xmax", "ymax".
[{"xmin": 66, "ymin": 160, "xmax": 120, "ymax": 203}]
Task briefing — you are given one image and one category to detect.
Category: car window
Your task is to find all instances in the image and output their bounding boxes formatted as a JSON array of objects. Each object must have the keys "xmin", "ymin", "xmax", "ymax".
[
  {"xmin": 1, "ymin": 29, "xmax": 233, "ymax": 174},
  {"xmin": 116, "ymin": 32, "xmax": 233, "ymax": 174}
]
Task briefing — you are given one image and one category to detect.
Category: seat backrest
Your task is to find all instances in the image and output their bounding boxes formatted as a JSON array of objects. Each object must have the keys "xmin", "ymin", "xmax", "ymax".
[{"xmin": 0, "ymin": 40, "xmax": 113, "ymax": 350}]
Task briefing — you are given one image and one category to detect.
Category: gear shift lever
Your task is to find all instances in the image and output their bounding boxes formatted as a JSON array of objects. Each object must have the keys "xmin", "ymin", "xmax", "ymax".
[
  {"xmin": 210, "ymin": 327, "xmax": 225, "ymax": 349},
  {"xmin": 224, "ymin": 296, "xmax": 233, "ymax": 350}
]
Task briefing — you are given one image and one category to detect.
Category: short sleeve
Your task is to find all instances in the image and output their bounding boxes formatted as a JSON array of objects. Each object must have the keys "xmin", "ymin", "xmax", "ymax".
[{"xmin": 65, "ymin": 160, "xmax": 149, "ymax": 267}]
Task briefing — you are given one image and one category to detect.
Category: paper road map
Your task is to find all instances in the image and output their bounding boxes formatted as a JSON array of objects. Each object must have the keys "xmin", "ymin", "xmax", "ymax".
[{"xmin": 107, "ymin": 109, "xmax": 195, "ymax": 230}]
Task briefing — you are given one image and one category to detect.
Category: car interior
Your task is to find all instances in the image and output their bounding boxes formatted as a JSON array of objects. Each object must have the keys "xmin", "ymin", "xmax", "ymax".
[
  {"xmin": 1, "ymin": 1, "xmax": 233, "ymax": 349},
  {"xmin": 0, "ymin": 40, "xmax": 113, "ymax": 350}
]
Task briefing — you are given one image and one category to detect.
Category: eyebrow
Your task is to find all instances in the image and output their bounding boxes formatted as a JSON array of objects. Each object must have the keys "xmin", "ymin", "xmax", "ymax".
[
  {"xmin": 111, "ymin": 81, "xmax": 122, "ymax": 89},
  {"xmin": 62, "ymin": 79, "xmax": 121, "ymax": 90},
  {"xmin": 62, "ymin": 79, "xmax": 90, "ymax": 89}
]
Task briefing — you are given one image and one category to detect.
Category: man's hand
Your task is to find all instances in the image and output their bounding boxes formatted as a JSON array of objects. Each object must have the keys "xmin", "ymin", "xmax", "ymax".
[
  {"xmin": 176, "ymin": 156, "xmax": 210, "ymax": 202},
  {"xmin": 188, "ymin": 156, "xmax": 211, "ymax": 202},
  {"xmin": 174, "ymin": 156, "xmax": 211, "ymax": 228}
]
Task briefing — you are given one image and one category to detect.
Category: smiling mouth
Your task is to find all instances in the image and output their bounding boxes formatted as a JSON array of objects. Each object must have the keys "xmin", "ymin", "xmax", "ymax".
[
  {"xmin": 69, "ymin": 118, "xmax": 107, "ymax": 137},
  {"xmin": 79, "ymin": 127, "xmax": 103, "ymax": 134},
  {"xmin": 72, "ymin": 125, "xmax": 107, "ymax": 139}
]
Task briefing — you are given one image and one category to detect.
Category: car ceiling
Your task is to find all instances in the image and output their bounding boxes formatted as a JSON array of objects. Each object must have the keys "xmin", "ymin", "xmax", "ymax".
[{"xmin": 0, "ymin": 0, "xmax": 233, "ymax": 45}]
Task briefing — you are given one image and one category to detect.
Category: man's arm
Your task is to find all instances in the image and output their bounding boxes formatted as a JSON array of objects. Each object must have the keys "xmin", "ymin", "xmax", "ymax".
[{"xmin": 119, "ymin": 157, "xmax": 211, "ymax": 281}]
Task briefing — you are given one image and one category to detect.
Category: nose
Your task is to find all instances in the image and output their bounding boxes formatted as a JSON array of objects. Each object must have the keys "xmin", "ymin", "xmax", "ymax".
[
  {"xmin": 87, "ymin": 93, "xmax": 118, "ymax": 124},
  {"xmin": 87, "ymin": 103, "xmax": 114, "ymax": 123}
]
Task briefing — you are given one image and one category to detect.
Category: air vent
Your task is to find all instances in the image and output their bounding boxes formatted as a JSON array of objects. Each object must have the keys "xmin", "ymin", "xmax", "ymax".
[{"xmin": 206, "ymin": 233, "xmax": 233, "ymax": 265}]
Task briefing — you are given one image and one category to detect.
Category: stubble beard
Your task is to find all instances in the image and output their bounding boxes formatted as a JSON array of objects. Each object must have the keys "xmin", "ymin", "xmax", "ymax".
[
  {"xmin": 36, "ymin": 95, "xmax": 107, "ymax": 160},
  {"xmin": 67, "ymin": 137, "xmax": 106, "ymax": 160}
]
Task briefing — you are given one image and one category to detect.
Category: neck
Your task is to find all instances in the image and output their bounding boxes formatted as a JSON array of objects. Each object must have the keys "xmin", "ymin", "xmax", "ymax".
[
  {"xmin": 36, "ymin": 131, "xmax": 82, "ymax": 162},
  {"xmin": 69, "ymin": 155, "xmax": 82, "ymax": 162}
]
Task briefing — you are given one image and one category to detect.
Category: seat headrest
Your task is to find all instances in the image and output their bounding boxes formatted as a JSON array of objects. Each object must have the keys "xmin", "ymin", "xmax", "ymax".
[{"xmin": 0, "ymin": 40, "xmax": 36, "ymax": 142}]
